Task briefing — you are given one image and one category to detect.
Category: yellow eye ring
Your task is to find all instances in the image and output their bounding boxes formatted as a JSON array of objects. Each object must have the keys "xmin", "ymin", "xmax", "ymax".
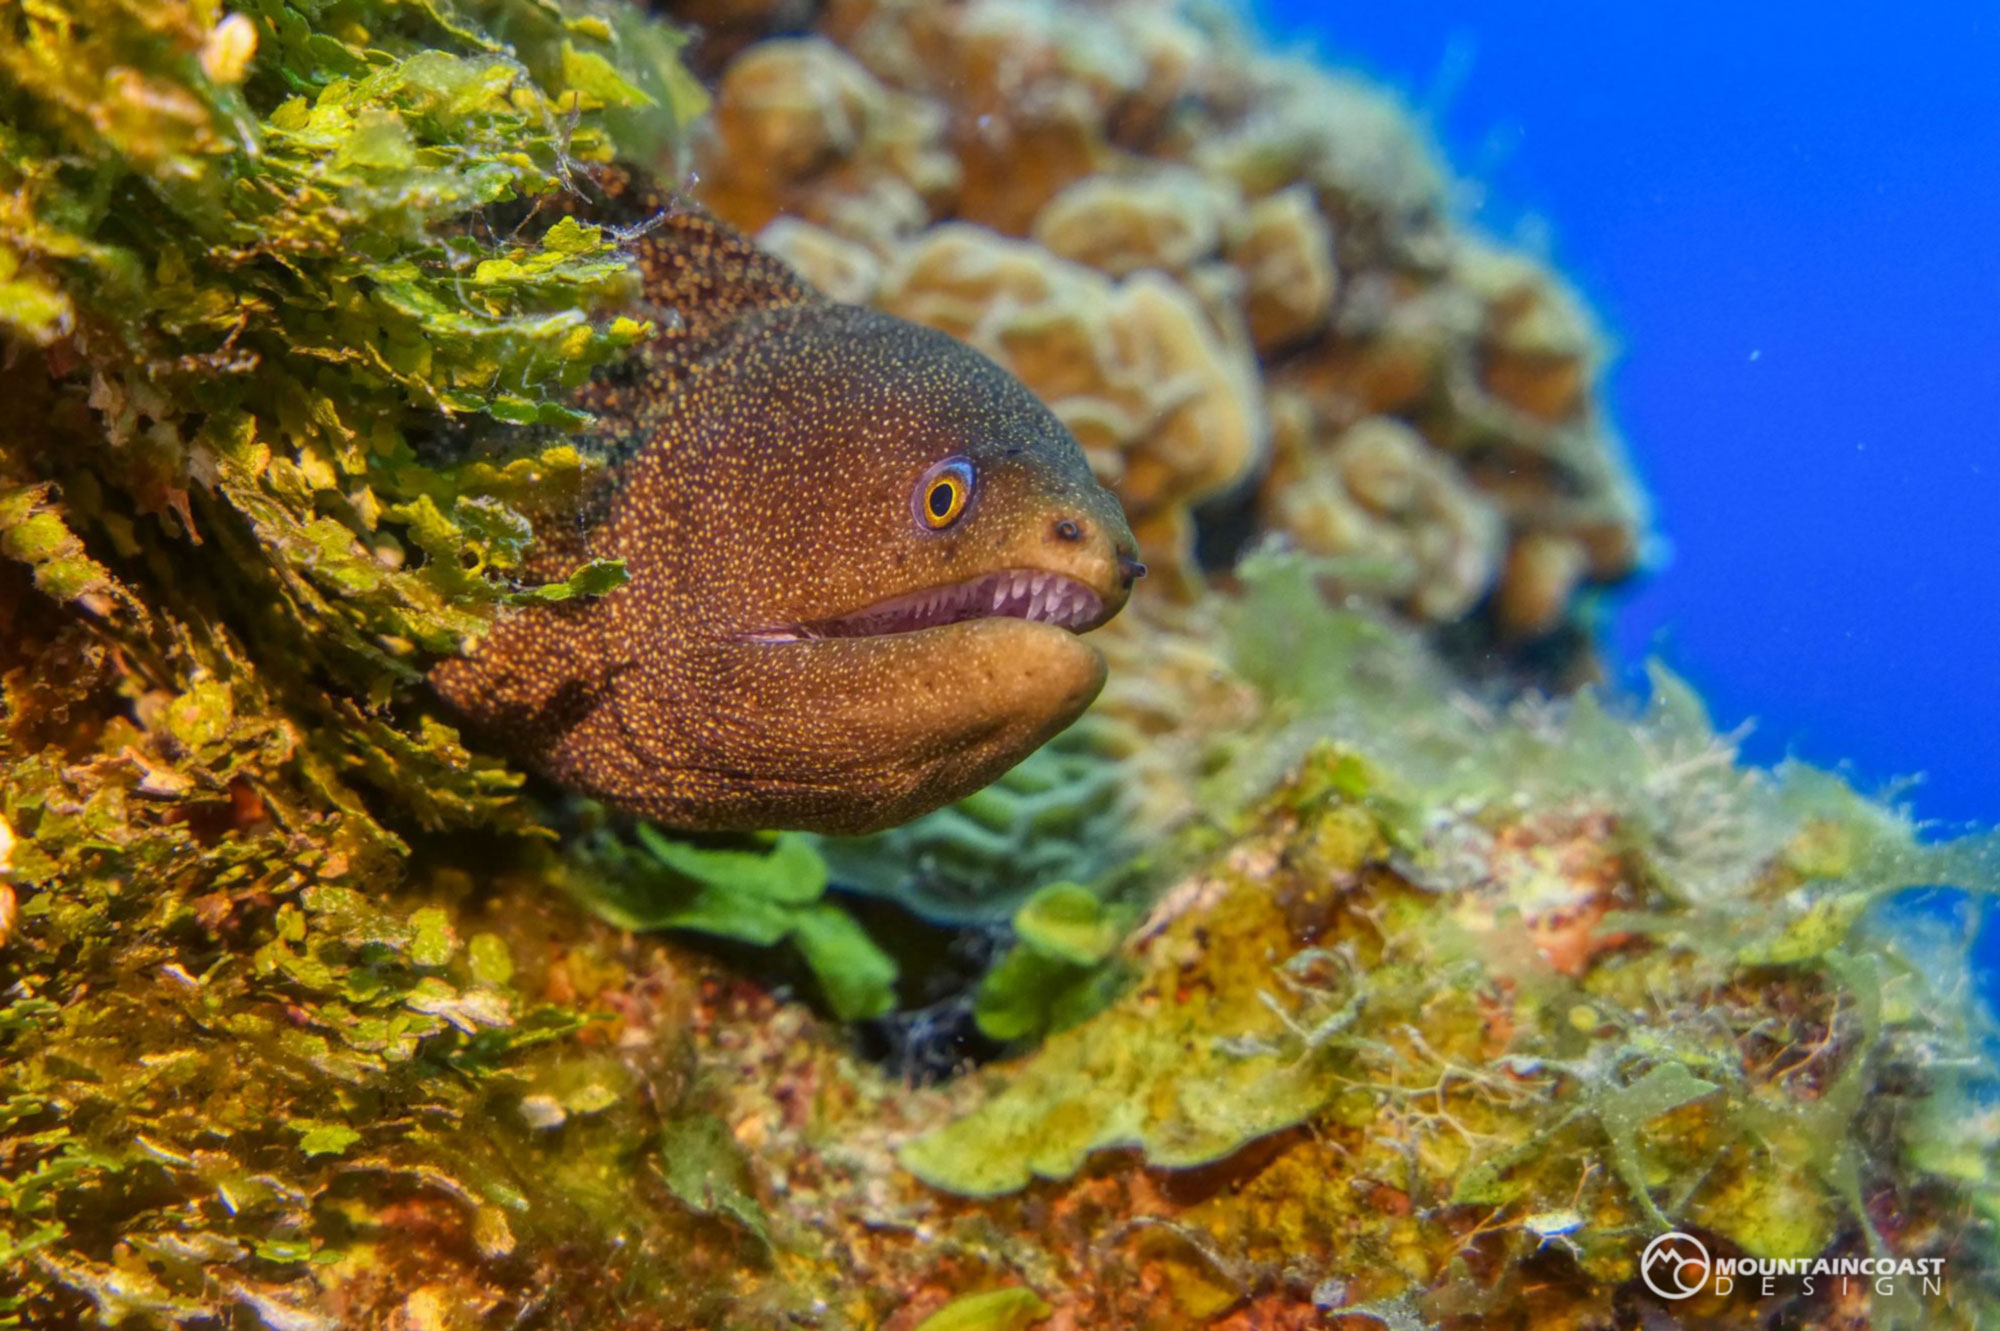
[{"xmin": 915, "ymin": 457, "xmax": 975, "ymax": 529}]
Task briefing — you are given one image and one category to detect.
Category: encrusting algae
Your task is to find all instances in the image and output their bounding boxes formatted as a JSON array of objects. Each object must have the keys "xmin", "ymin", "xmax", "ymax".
[{"xmin": 2, "ymin": 1, "xmax": 1998, "ymax": 1329}]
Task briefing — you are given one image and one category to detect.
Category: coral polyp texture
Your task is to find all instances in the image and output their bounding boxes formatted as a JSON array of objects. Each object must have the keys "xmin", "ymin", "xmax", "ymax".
[
  {"xmin": 682, "ymin": 0, "xmax": 1645, "ymax": 635},
  {"xmin": 1, "ymin": 1, "xmax": 1996, "ymax": 1330}
]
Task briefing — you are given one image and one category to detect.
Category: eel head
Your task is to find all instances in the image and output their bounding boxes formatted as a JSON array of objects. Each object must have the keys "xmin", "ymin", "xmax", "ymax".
[
  {"xmin": 436, "ymin": 297, "xmax": 1145, "ymax": 836},
  {"xmin": 634, "ymin": 304, "xmax": 1141, "ymax": 833}
]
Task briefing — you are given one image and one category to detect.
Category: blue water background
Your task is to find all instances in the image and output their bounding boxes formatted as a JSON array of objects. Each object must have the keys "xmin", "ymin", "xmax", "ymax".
[{"xmin": 1253, "ymin": 3, "xmax": 2000, "ymax": 831}]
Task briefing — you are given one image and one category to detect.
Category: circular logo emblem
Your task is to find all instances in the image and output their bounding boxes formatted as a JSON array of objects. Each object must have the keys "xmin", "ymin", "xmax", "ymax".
[{"xmin": 1640, "ymin": 1231, "xmax": 1712, "ymax": 1299}]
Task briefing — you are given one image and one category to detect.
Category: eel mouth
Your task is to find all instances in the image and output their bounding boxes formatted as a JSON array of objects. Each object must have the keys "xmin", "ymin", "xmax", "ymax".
[{"xmin": 740, "ymin": 568, "xmax": 1109, "ymax": 643}]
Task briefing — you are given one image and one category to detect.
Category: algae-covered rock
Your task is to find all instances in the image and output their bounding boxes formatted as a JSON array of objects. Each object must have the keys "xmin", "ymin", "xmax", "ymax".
[
  {"xmin": 0, "ymin": 0, "xmax": 783, "ymax": 1324},
  {"xmin": 667, "ymin": 582, "xmax": 2000, "ymax": 1325},
  {"xmin": 0, "ymin": 0, "xmax": 706, "ymax": 845}
]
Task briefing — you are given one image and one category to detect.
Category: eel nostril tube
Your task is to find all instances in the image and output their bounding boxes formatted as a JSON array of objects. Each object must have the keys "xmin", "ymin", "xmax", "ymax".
[{"xmin": 1119, "ymin": 555, "xmax": 1147, "ymax": 584}]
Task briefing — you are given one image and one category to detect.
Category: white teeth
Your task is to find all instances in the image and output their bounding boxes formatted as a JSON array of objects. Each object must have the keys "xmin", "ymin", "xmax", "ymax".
[{"xmin": 749, "ymin": 568, "xmax": 1104, "ymax": 641}]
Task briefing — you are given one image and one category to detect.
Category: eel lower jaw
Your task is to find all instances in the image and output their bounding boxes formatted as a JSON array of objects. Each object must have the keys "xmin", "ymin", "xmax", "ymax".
[{"xmin": 737, "ymin": 568, "xmax": 1113, "ymax": 644}]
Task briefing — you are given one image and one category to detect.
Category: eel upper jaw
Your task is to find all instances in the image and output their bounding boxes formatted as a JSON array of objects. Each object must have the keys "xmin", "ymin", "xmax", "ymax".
[{"xmin": 737, "ymin": 568, "xmax": 1115, "ymax": 644}]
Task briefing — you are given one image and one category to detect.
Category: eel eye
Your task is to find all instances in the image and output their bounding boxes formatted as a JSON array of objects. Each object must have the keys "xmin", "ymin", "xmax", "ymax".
[{"xmin": 915, "ymin": 456, "xmax": 974, "ymax": 530}]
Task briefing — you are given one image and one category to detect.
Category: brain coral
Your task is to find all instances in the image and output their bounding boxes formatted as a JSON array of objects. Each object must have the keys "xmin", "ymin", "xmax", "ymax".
[{"xmin": 679, "ymin": 0, "xmax": 1647, "ymax": 644}]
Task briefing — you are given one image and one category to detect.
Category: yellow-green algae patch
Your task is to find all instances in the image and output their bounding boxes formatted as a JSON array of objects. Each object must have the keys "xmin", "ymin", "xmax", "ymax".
[
  {"xmin": 903, "ymin": 799, "xmax": 1395, "ymax": 1195},
  {"xmin": 911, "ymin": 1287, "xmax": 1051, "ymax": 1331}
]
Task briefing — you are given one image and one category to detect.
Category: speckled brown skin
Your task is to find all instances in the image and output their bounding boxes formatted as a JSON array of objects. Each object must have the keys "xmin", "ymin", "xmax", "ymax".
[{"xmin": 432, "ymin": 178, "xmax": 1138, "ymax": 834}]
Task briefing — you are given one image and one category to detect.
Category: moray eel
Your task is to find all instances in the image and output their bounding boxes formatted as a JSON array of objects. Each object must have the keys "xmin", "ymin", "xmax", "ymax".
[{"xmin": 431, "ymin": 174, "xmax": 1141, "ymax": 835}]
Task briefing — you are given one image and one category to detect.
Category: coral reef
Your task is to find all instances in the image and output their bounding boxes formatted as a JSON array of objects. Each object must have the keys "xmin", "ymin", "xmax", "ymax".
[
  {"xmin": 9, "ymin": 531, "xmax": 2000, "ymax": 1326},
  {"xmin": 635, "ymin": 560, "xmax": 2000, "ymax": 1330},
  {"xmin": 683, "ymin": 0, "xmax": 1647, "ymax": 638},
  {"xmin": 1262, "ymin": 413, "xmax": 1504, "ymax": 623},
  {"xmin": 1, "ymin": 1, "xmax": 1995, "ymax": 1329},
  {"xmin": 697, "ymin": 35, "xmax": 957, "ymax": 249}
]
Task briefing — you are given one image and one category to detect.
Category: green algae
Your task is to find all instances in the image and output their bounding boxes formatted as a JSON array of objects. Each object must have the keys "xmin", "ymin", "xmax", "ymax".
[
  {"xmin": 0, "ymin": 0, "xmax": 791, "ymax": 1324},
  {"xmin": 0, "ymin": 0, "xmax": 693, "ymax": 848},
  {"xmin": 969, "ymin": 882, "xmax": 1132, "ymax": 1044},
  {"xmin": 0, "ymin": 484, "xmax": 143, "ymax": 619},
  {"xmin": 657, "ymin": 1111, "xmax": 772, "ymax": 1250},
  {"xmin": 555, "ymin": 826, "xmax": 901, "ymax": 1021},
  {"xmin": 912, "ymin": 1286, "xmax": 1052, "ymax": 1331}
]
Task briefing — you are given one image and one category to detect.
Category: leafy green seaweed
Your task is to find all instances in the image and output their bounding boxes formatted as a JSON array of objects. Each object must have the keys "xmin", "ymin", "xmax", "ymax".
[{"xmin": 558, "ymin": 827, "xmax": 900, "ymax": 1021}]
